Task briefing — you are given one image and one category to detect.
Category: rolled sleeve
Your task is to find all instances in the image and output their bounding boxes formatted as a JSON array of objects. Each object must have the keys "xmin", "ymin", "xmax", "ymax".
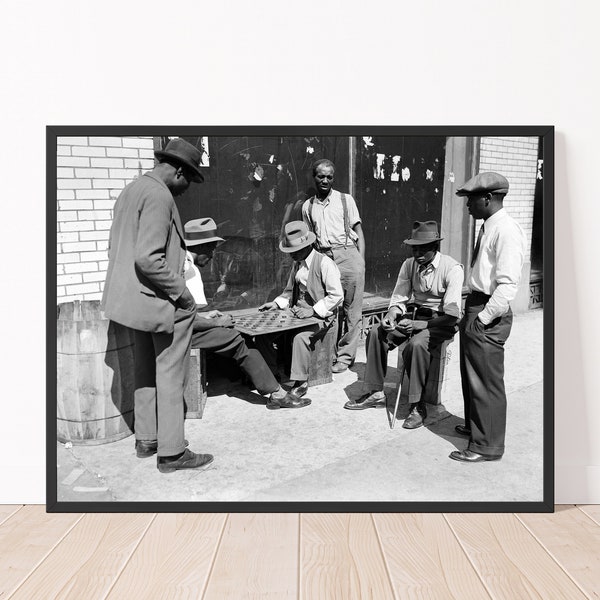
[
  {"xmin": 345, "ymin": 194, "xmax": 362, "ymax": 228},
  {"xmin": 479, "ymin": 225, "xmax": 525, "ymax": 324},
  {"xmin": 312, "ymin": 258, "xmax": 343, "ymax": 318},
  {"xmin": 388, "ymin": 260, "xmax": 412, "ymax": 313},
  {"xmin": 442, "ymin": 265, "xmax": 464, "ymax": 318},
  {"xmin": 274, "ymin": 295, "xmax": 290, "ymax": 309}
]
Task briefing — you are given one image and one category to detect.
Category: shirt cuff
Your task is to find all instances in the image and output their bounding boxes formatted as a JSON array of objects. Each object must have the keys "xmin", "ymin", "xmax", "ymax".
[
  {"xmin": 274, "ymin": 296, "xmax": 289, "ymax": 309},
  {"xmin": 312, "ymin": 301, "xmax": 330, "ymax": 319},
  {"xmin": 389, "ymin": 303, "xmax": 406, "ymax": 315},
  {"xmin": 477, "ymin": 311, "xmax": 492, "ymax": 326}
]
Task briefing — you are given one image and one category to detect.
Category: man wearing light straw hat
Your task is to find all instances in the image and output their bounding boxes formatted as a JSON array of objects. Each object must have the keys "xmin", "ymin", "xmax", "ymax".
[
  {"xmin": 184, "ymin": 218, "xmax": 307, "ymax": 410},
  {"xmin": 257, "ymin": 221, "xmax": 344, "ymax": 400}
]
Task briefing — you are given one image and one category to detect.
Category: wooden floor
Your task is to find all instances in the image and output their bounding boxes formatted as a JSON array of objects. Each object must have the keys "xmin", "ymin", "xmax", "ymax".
[{"xmin": 0, "ymin": 505, "xmax": 599, "ymax": 599}]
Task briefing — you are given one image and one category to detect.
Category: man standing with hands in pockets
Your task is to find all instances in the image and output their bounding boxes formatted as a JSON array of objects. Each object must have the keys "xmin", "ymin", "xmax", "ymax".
[{"xmin": 451, "ymin": 172, "xmax": 526, "ymax": 463}]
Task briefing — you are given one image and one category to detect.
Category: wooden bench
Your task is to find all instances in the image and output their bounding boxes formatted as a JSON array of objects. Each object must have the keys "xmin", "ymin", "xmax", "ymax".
[
  {"xmin": 184, "ymin": 297, "xmax": 401, "ymax": 417},
  {"xmin": 184, "ymin": 348, "xmax": 208, "ymax": 419}
]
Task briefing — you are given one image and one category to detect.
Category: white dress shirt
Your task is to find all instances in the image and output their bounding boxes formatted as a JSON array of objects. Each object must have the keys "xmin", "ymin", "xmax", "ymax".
[
  {"xmin": 184, "ymin": 251, "xmax": 207, "ymax": 308},
  {"xmin": 274, "ymin": 249, "xmax": 343, "ymax": 318},
  {"xmin": 389, "ymin": 252, "xmax": 463, "ymax": 318},
  {"xmin": 469, "ymin": 208, "xmax": 526, "ymax": 324}
]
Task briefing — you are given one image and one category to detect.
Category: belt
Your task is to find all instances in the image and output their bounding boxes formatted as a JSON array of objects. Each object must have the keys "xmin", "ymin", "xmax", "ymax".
[
  {"xmin": 469, "ymin": 290, "xmax": 491, "ymax": 300},
  {"xmin": 318, "ymin": 243, "xmax": 356, "ymax": 251}
]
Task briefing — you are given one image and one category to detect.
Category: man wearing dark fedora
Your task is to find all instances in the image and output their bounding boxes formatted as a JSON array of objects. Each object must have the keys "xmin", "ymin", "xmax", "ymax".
[
  {"xmin": 257, "ymin": 221, "xmax": 344, "ymax": 399},
  {"xmin": 345, "ymin": 221, "xmax": 463, "ymax": 430},
  {"xmin": 184, "ymin": 218, "xmax": 308, "ymax": 410},
  {"xmin": 102, "ymin": 138, "xmax": 214, "ymax": 474},
  {"xmin": 451, "ymin": 172, "xmax": 525, "ymax": 463}
]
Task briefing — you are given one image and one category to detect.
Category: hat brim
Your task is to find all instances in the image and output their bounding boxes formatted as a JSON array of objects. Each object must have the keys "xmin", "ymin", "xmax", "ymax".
[
  {"xmin": 404, "ymin": 237, "xmax": 443, "ymax": 246},
  {"xmin": 185, "ymin": 236, "xmax": 225, "ymax": 247},
  {"xmin": 154, "ymin": 149, "xmax": 205, "ymax": 183},
  {"xmin": 279, "ymin": 231, "xmax": 316, "ymax": 253},
  {"xmin": 455, "ymin": 188, "xmax": 508, "ymax": 197}
]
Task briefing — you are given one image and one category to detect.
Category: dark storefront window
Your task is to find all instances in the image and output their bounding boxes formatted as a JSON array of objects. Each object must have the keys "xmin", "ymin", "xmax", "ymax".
[
  {"xmin": 160, "ymin": 135, "xmax": 448, "ymax": 313},
  {"xmin": 166, "ymin": 135, "xmax": 349, "ymax": 312},
  {"xmin": 354, "ymin": 136, "xmax": 447, "ymax": 300}
]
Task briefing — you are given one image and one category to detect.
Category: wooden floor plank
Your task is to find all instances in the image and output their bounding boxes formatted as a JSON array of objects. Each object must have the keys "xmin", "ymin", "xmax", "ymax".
[
  {"xmin": 374, "ymin": 513, "xmax": 492, "ymax": 600},
  {"xmin": 301, "ymin": 513, "xmax": 395, "ymax": 600},
  {"xmin": 0, "ymin": 506, "xmax": 82, "ymax": 598},
  {"xmin": 517, "ymin": 505, "xmax": 600, "ymax": 599},
  {"xmin": 204, "ymin": 513, "xmax": 299, "ymax": 600},
  {"xmin": 0, "ymin": 505, "xmax": 23, "ymax": 525},
  {"xmin": 445, "ymin": 513, "xmax": 588, "ymax": 599},
  {"xmin": 10, "ymin": 513, "xmax": 154, "ymax": 600},
  {"xmin": 578, "ymin": 504, "xmax": 600, "ymax": 526},
  {"xmin": 106, "ymin": 513, "xmax": 226, "ymax": 599}
]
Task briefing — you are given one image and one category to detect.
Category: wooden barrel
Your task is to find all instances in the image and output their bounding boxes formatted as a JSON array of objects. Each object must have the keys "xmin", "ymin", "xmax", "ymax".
[{"xmin": 57, "ymin": 300, "xmax": 135, "ymax": 445}]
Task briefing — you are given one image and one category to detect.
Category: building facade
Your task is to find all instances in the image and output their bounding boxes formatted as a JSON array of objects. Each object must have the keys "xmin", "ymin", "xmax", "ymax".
[{"xmin": 55, "ymin": 134, "xmax": 542, "ymax": 313}]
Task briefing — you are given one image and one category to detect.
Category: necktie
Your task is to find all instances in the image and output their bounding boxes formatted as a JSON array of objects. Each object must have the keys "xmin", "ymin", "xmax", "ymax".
[{"xmin": 471, "ymin": 224, "xmax": 484, "ymax": 268}]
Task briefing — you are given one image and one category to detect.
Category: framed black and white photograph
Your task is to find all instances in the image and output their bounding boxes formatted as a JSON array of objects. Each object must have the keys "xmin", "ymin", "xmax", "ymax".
[{"xmin": 47, "ymin": 126, "xmax": 554, "ymax": 512}]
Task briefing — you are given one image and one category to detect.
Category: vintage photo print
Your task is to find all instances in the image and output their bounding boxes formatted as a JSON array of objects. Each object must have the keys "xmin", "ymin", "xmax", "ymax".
[{"xmin": 48, "ymin": 127, "xmax": 553, "ymax": 512}]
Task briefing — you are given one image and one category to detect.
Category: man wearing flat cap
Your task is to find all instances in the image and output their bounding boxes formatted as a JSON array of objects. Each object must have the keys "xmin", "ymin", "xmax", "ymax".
[
  {"xmin": 451, "ymin": 172, "xmax": 526, "ymax": 463},
  {"xmin": 102, "ymin": 138, "xmax": 214, "ymax": 474},
  {"xmin": 257, "ymin": 221, "xmax": 344, "ymax": 401},
  {"xmin": 345, "ymin": 221, "xmax": 463, "ymax": 429},
  {"xmin": 184, "ymin": 218, "xmax": 307, "ymax": 410}
]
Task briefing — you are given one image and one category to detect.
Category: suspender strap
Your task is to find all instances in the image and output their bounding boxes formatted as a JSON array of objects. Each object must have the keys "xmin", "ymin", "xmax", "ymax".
[
  {"xmin": 341, "ymin": 193, "xmax": 351, "ymax": 249},
  {"xmin": 309, "ymin": 193, "xmax": 352, "ymax": 251}
]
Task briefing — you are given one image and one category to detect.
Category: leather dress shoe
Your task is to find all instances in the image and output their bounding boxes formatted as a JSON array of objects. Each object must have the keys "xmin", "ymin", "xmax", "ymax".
[
  {"xmin": 136, "ymin": 438, "xmax": 188, "ymax": 458},
  {"xmin": 266, "ymin": 392, "xmax": 311, "ymax": 410},
  {"xmin": 344, "ymin": 392, "xmax": 386, "ymax": 410},
  {"xmin": 402, "ymin": 403, "xmax": 427, "ymax": 429},
  {"xmin": 454, "ymin": 424, "xmax": 471, "ymax": 437},
  {"xmin": 290, "ymin": 381, "xmax": 309, "ymax": 397},
  {"xmin": 331, "ymin": 362, "xmax": 349, "ymax": 373},
  {"xmin": 449, "ymin": 449, "xmax": 501, "ymax": 463},
  {"xmin": 157, "ymin": 449, "xmax": 214, "ymax": 473}
]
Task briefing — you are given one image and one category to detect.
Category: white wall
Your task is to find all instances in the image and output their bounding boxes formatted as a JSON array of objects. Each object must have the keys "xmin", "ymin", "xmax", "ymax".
[{"xmin": 1, "ymin": 0, "xmax": 597, "ymax": 503}]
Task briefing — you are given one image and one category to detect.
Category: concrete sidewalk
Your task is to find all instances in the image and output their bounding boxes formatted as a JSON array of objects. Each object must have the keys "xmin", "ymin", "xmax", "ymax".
[{"xmin": 56, "ymin": 309, "xmax": 544, "ymax": 504}]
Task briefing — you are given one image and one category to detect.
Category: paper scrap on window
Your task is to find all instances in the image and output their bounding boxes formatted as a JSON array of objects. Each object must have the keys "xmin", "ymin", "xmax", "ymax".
[
  {"xmin": 391, "ymin": 155, "xmax": 401, "ymax": 181},
  {"xmin": 362, "ymin": 136, "xmax": 374, "ymax": 149},
  {"xmin": 374, "ymin": 153, "xmax": 386, "ymax": 179},
  {"xmin": 402, "ymin": 167, "xmax": 411, "ymax": 182},
  {"xmin": 426, "ymin": 169, "xmax": 434, "ymax": 181}
]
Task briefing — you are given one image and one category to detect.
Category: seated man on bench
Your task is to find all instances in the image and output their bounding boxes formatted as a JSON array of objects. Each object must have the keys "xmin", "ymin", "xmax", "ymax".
[
  {"xmin": 344, "ymin": 221, "xmax": 463, "ymax": 429},
  {"xmin": 257, "ymin": 221, "xmax": 343, "ymax": 398},
  {"xmin": 185, "ymin": 218, "xmax": 309, "ymax": 410}
]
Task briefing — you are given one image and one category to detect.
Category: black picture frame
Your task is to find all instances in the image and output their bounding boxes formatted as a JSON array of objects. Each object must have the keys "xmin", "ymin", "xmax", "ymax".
[{"xmin": 47, "ymin": 125, "xmax": 554, "ymax": 513}]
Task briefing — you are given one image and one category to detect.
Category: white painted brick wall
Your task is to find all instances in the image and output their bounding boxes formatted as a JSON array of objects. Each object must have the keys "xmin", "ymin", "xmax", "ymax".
[
  {"xmin": 479, "ymin": 136, "xmax": 539, "ymax": 263},
  {"xmin": 56, "ymin": 136, "xmax": 155, "ymax": 303}
]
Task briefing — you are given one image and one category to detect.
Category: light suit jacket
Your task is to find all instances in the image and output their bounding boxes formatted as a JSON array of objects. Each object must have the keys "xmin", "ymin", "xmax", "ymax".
[{"xmin": 101, "ymin": 172, "xmax": 187, "ymax": 334}]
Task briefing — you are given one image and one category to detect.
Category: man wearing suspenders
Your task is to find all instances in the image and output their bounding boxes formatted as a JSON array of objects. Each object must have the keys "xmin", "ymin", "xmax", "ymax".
[{"xmin": 302, "ymin": 159, "xmax": 366, "ymax": 373}]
